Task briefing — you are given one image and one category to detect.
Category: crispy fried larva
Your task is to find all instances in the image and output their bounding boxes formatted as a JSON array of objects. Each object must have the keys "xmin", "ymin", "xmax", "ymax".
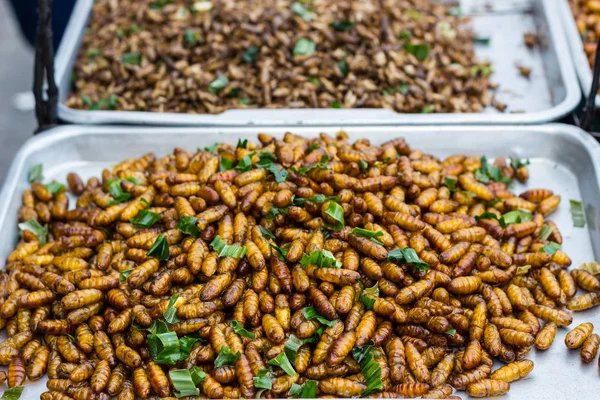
[{"xmin": 2, "ymin": 134, "xmax": 581, "ymax": 398}]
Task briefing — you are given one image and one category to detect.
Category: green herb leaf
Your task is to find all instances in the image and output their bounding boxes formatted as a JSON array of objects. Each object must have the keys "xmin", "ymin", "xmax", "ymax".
[
  {"xmin": 358, "ymin": 160, "xmax": 368, "ymax": 171},
  {"xmin": 219, "ymin": 156, "xmax": 235, "ymax": 172},
  {"xmin": 398, "ymin": 30, "xmax": 411, "ymax": 40},
  {"xmin": 234, "ymin": 152, "xmax": 256, "ymax": 172},
  {"xmin": 474, "ymin": 156, "xmax": 512, "ymax": 185},
  {"xmin": 121, "ymin": 52, "xmax": 141, "ymax": 65},
  {"xmin": 253, "ymin": 369, "xmax": 274, "ymax": 390},
  {"xmin": 214, "ymin": 346, "xmax": 241, "ymax": 367},
  {"xmin": 107, "ymin": 179, "xmax": 132, "ymax": 204},
  {"xmin": 163, "ymin": 293, "xmax": 180, "ymax": 324},
  {"xmin": 330, "ymin": 101, "xmax": 342, "ymax": 109},
  {"xmin": 231, "ymin": 320, "xmax": 256, "ymax": 339},
  {"xmin": 444, "ymin": 176, "xmax": 458, "ymax": 192},
  {"xmin": 270, "ymin": 243, "xmax": 290, "ymax": 261},
  {"xmin": 404, "ymin": 42, "xmax": 431, "ymax": 61},
  {"xmin": 236, "ymin": 139, "xmax": 248, "ymax": 149},
  {"xmin": 473, "ymin": 37, "xmax": 491, "ymax": 45},
  {"xmin": 289, "ymin": 380, "xmax": 317, "ymax": 398},
  {"xmin": 178, "ymin": 334, "xmax": 203, "ymax": 358},
  {"xmin": 484, "ymin": 199, "xmax": 502, "ymax": 207},
  {"xmin": 291, "ymin": 2, "xmax": 316, "ymax": 21},
  {"xmin": 405, "ymin": 10, "xmax": 422, "ymax": 19},
  {"xmin": 388, "ymin": 248, "xmax": 429, "ymax": 271},
  {"xmin": 351, "ymin": 342, "xmax": 383, "ymax": 396},
  {"xmin": 131, "ymin": 210, "xmax": 161, "ymax": 228},
  {"xmin": 352, "ymin": 228, "xmax": 384, "ymax": 245},
  {"xmin": 448, "ymin": 7, "xmax": 462, "ymax": 16},
  {"xmin": 325, "ymin": 201, "xmax": 344, "ymax": 230},
  {"xmin": 510, "ymin": 158, "xmax": 530, "ymax": 169},
  {"xmin": 257, "ymin": 153, "xmax": 289, "ymax": 183},
  {"xmin": 125, "ymin": 176, "xmax": 143, "ymax": 185},
  {"xmin": 359, "ymin": 293, "xmax": 376, "ymax": 310},
  {"xmin": 87, "ymin": 48, "xmax": 102, "ymax": 59},
  {"xmin": 170, "ymin": 366, "xmax": 207, "ymax": 398},
  {"xmin": 359, "ymin": 283, "xmax": 379, "ymax": 310},
  {"xmin": 243, "ymin": 46, "xmax": 260, "ymax": 63},
  {"xmin": 293, "ymin": 39, "xmax": 316, "ymax": 56},
  {"xmin": 541, "ymin": 242, "xmax": 561, "ymax": 255},
  {"xmin": 147, "ymin": 234, "xmax": 170, "ymax": 260},
  {"xmin": 0, "ymin": 386, "xmax": 24, "ymax": 400},
  {"xmin": 18, "ymin": 220, "xmax": 48, "ymax": 245},
  {"xmin": 499, "ymin": 209, "xmax": 532, "ymax": 228},
  {"xmin": 45, "ymin": 181, "xmax": 65, "ymax": 194},
  {"xmin": 302, "ymin": 306, "xmax": 337, "ymax": 328},
  {"xmin": 306, "ymin": 143, "xmax": 319, "ymax": 154},
  {"xmin": 268, "ymin": 351, "xmax": 296, "ymax": 376},
  {"xmin": 292, "ymin": 194, "xmax": 339, "ymax": 206},
  {"xmin": 209, "ymin": 76, "xmax": 230, "ymax": 94},
  {"xmin": 119, "ymin": 269, "xmax": 133, "ymax": 283},
  {"xmin": 259, "ymin": 226, "xmax": 276, "ymax": 240},
  {"xmin": 300, "ymin": 250, "xmax": 342, "ymax": 269},
  {"xmin": 446, "ymin": 328, "xmax": 457, "ymax": 336},
  {"xmin": 176, "ymin": 216, "xmax": 199, "ymax": 238},
  {"xmin": 290, "ymin": 155, "xmax": 329, "ymax": 176},
  {"xmin": 149, "ymin": 331, "xmax": 180, "ymax": 365},
  {"xmin": 150, "ymin": 0, "xmax": 172, "ymax": 9},
  {"xmin": 421, "ymin": 105, "xmax": 435, "ymax": 114},
  {"xmin": 184, "ymin": 29, "xmax": 198, "ymax": 45},
  {"xmin": 570, "ymin": 200, "xmax": 585, "ymax": 228},
  {"xmin": 284, "ymin": 335, "xmax": 304, "ymax": 363},
  {"xmin": 210, "ymin": 235, "xmax": 248, "ymax": 258},
  {"xmin": 331, "ymin": 20, "xmax": 354, "ymax": 31},
  {"xmin": 266, "ymin": 206, "xmax": 289, "ymax": 221},
  {"xmin": 204, "ymin": 144, "xmax": 218, "ymax": 153},
  {"xmin": 239, "ymin": 97, "xmax": 253, "ymax": 105},
  {"xmin": 337, "ymin": 60, "xmax": 349, "ymax": 76},
  {"xmin": 474, "ymin": 212, "xmax": 499, "ymax": 222},
  {"xmin": 538, "ymin": 224, "xmax": 552, "ymax": 240},
  {"xmin": 470, "ymin": 65, "xmax": 493, "ymax": 77},
  {"xmin": 28, "ymin": 164, "xmax": 43, "ymax": 183}
]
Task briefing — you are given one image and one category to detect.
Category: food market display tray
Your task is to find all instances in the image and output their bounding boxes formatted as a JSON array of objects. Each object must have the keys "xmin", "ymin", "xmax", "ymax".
[
  {"xmin": 54, "ymin": 0, "xmax": 580, "ymax": 126},
  {"xmin": 0, "ymin": 123, "xmax": 599, "ymax": 399},
  {"xmin": 558, "ymin": 0, "xmax": 600, "ymax": 107}
]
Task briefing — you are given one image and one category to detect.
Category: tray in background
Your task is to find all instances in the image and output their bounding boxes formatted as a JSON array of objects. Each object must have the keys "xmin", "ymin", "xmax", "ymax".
[{"xmin": 54, "ymin": 0, "xmax": 580, "ymax": 126}]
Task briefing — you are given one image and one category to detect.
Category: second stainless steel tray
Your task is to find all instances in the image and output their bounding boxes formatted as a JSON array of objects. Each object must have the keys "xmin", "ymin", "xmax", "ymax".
[
  {"xmin": 54, "ymin": 0, "xmax": 580, "ymax": 126},
  {"xmin": 0, "ymin": 123, "xmax": 599, "ymax": 400},
  {"xmin": 558, "ymin": 0, "xmax": 600, "ymax": 106}
]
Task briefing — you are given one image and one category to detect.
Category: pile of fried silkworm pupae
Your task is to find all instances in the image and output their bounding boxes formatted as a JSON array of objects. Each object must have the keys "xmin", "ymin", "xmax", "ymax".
[{"xmin": 1, "ymin": 131, "xmax": 598, "ymax": 400}]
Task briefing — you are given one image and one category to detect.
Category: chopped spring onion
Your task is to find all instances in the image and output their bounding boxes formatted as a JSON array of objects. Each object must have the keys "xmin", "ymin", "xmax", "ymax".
[
  {"xmin": 267, "ymin": 351, "xmax": 296, "ymax": 376},
  {"xmin": 214, "ymin": 346, "xmax": 241, "ymax": 367},
  {"xmin": 176, "ymin": 216, "xmax": 199, "ymax": 238},
  {"xmin": 210, "ymin": 235, "xmax": 248, "ymax": 259},
  {"xmin": 18, "ymin": 219, "xmax": 48, "ymax": 245},
  {"xmin": 570, "ymin": 200, "xmax": 585, "ymax": 227},
  {"xmin": 147, "ymin": 234, "xmax": 170, "ymax": 261},
  {"xmin": 299, "ymin": 250, "xmax": 342, "ymax": 269},
  {"xmin": 302, "ymin": 306, "xmax": 337, "ymax": 328},
  {"xmin": 324, "ymin": 201, "xmax": 344, "ymax": 230},
  {"xmin": 230, "ymin": 320, "xmax": 256, "ymax": 339},
  {"xmin": 387, "ymin": 248, "xmax": 429, "ymax": 271},
  {"xmin": 28, "ymin": 164, "xmax": 43, "ymax": 182}
]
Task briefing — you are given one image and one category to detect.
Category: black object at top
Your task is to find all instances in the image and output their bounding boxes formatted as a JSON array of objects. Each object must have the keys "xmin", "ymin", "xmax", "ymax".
[{"xmin": 33, "ymin": 0, "xmax": 59, "ymax": 134}]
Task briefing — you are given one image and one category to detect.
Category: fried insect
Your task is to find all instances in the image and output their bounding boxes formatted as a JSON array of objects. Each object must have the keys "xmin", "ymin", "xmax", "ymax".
[{"xmin": 0, "ymin": 133, "xmax": 585, "ymax": 398}]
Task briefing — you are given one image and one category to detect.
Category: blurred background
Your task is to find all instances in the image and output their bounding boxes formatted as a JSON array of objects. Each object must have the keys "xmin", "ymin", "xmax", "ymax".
[{"xmin": 0, "ymin": 1, "xmax": 36, "ymax": 185}]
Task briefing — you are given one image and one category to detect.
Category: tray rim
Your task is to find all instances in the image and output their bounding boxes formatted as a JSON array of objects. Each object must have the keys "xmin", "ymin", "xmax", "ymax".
[{"xmin": 54, "ymin": 0, "xmax": 581, "ymax": 126}]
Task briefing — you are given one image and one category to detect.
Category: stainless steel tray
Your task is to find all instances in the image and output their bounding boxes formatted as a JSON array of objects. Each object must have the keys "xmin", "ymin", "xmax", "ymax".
[
  {"xmin": 558, "ymin": 0, "xmax": 600, "ymax": 106},
  {"xmin": 1, "ymin": 123, "xmax": 600, "ymax": 399},
  {"xmin": 54, "ymin": 0, "xmax": 580, "ymax": 126}
]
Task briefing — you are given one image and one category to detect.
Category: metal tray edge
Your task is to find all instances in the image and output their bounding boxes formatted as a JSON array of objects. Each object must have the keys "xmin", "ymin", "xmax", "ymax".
[
  {"xmin": 557, "ymin": 0, "xmax": 600, "ymax": 105},
  {"xmin": 54, "ymin": 0, "xmax": 581, "ymax": 126}
]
